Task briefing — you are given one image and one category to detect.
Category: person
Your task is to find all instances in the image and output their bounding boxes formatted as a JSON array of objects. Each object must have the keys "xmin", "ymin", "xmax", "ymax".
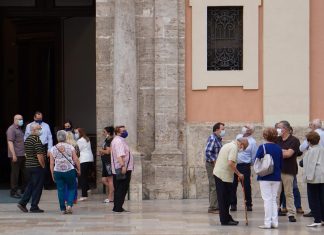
[
  {"xmin": 99, "ymin": 126, "xmax": 114, "ymax": 203},
  {"xmin": 63, "ymin": 120, "xmax": 74, "ymax": 133},
  {"xmin": 255, "ymin": 128, "xmax": 283, "ymax": 229},
  {"xmin": 299, "ymin": 119, "xmax": 324, "ymax": 217},
  {"xmin": 204, "ymin": 122, "xmax": 225, "ymax": 214},
  {"xmin": 64, "ymin": 131, "xmax": 80, "ymax": 203},
  {"xmin": 49, "ymin": 130, "xmax": 81, "ymax": 214},
  {"xmin": 213, "ymin": 137, "xmax": 248, "ymax": 225},
  {"xmin": 276, "ymin": 120, "xmax": 301, "ymax": 222},
  {"xmin": 24, "ymin": 111, "xmax": 53, "ymax": 189},
  {"xmin": 17, "ymin": 123, "xmax": 45, "ymax": 213},
  {"xmin": 6, "ymin": 114, "xmax": 26, "ymax": 198},
  {"xmin": 301, "ymin": 131, "xmax": 324, "ymax": 227},
  {"xmin": 111, "ymin": 125, "xmax": 134, "ymax": 213},
  {"xmin": 75, "ymin": 128, "xmax": 94, "ymax": 201},
  {"xmin": 231, "ymin": 124, "xmax": 257, "ymax": 211}
]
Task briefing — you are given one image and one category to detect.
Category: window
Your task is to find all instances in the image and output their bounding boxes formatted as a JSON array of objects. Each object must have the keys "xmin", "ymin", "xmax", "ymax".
[{"xmin": 207, "ymin": 7, "xmax": 243, "ymax": 71}]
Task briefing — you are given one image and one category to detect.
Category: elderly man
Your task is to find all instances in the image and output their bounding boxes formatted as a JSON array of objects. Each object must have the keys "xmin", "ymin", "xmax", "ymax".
[
  {"xmin": 205, "ymin": 122, "xmax": 225, "ymax": 214},
  {"xmin": 213, "ymin": 137, "xmax": 249, "ymax": 226},
  {"xmin": 6, "ymin": 114, "xmax": 26, "ymax": 198},
  {"xmin": 300, "ymin": 119, "xmax": 324, "ymax": 218},
  {"xmin": 24, "ymin": 111, "xmax": 53, "ymax": 189},
  {"xmin": 276, "ymin": 120, "xmax": 301, "ymax": 222},
  {"xmin": 17, "ymin": 123, "xmax": 45, "ymax": 213},
  {"xmin": 230, "ymin": 124, "xmax": 257, "ymax": 212}
]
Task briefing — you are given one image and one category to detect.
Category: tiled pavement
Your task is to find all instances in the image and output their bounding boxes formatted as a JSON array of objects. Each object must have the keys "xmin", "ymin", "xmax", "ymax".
[{"xmin": 0, "ymin": 190, "xmax": 322, "ymax": 235}]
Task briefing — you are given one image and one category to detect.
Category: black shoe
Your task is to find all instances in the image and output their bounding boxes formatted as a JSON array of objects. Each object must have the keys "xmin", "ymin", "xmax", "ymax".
[
  {"xmin": 30, "ymin": 208, "xmax": 44, "ymax": 213},
  {"xmin": 303, "ymin": 211, "xmax": 313, "ymax": 217},
  {"xmin": 222, "ymin": 221, "xmax": 239, "ymax": 226},
  {"xmin": 246, "ymin": 206, "xmax": 253, "ymax": 211},
  {"xmin": 230, "ymin": 218, "xmax": 239, "ymax": 225},
  {"xmin": 230, "ymin": 205, "xmax": 237, "ymax": 211},
  {"xmin": 11, "ymin": 193, "xmax": 22, "ymax": 199},
  {"xmin": 288, "ymin": 216, "xmax": 296, "ymax": 222},
  {"xmin": 17, "ymin": 203, "xmax": 28, "ymax": 213},
  {"xmin": 278, "ymin": 209, "xmax": 287, "ymax": 216}
]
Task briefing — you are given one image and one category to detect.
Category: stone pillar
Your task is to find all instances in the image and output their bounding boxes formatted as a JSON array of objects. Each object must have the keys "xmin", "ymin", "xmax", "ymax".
[
  {"xmin": 146, "ymin": 0, "xmax": 184, "ymax": 199},
  {"xmin": 113, "ymin": 0, "xmax": 142, "ymax": 201}
]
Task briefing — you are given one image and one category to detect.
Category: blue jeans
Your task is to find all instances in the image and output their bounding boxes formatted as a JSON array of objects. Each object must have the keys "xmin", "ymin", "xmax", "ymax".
[
  {"xmin": 19, "ymin": 167, "xmax": 45, "ymax": 210},
  {"xmin": 54, "ymin": 170, "xmax": 77, "ymax": 211},
  {"xmin": 281, "ymin": 175, "xmax": 302, "ymax": 209}
]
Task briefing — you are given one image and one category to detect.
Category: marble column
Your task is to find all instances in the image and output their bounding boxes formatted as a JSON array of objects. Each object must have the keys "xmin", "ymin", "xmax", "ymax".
[
  {"xmin": 113, "ymin": 0, "xmax": 142, "ymax": 201},
  {"xmin": 146, "ymin": 0, "xmax": 184, "ymax": 199}
]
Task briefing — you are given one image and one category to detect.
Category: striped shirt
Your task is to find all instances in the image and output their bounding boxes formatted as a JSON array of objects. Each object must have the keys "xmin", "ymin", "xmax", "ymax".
[
  {"xmin": 111, "ymin": 136, "xmax": 134, "ymax": 174},
  {"xmin": 24, "ymin": 135, "xmax": 44, "ymax": 168}
]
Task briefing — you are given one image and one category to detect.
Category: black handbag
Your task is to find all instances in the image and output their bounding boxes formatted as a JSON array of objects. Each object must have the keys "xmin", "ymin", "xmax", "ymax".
[{"xmin": 112, "ymin": 153, "xmax": 130, "ymax": 181}]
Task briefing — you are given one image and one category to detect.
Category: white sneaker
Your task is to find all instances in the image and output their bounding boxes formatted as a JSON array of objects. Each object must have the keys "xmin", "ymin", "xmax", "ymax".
[
  {"xmin": 78, "ymin": 197, "xmax": 88, "ymax": 202},
  {"xmin": 307, "ymin": 223, "xmax": 321, "ymax": 227},
  {"xmin": 271, "ymin": 223, "xmax": 278, "ymax": 229},
  {"xmin": 258, "ymin": 225, "xmax": 271, "ymax": 229},
  {"xmin": 103, "ymin": 198, "xmax": 110, "ymax": 203}
]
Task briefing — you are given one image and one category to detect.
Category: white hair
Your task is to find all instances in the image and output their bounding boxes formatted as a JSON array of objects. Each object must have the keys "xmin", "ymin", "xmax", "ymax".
[
  {"xmin": 312, "ymin": 119, "xmax": 322, "ymax": 129},
  {"xmin": 57, "ymin": 130, "xmax": 67, "ymax": 142},
  {"xmin": 30, "ymin": 123, "xmax": 39, "ymax": 132}
]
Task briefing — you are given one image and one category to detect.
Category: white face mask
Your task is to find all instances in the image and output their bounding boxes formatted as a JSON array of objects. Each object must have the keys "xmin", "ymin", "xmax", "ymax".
[
  {"xmin": 277, "ymin": 128, "xmax": 282, "ymax": 136},
  {"xmin": 220, "ymin": 130, "xmax": 226, "ymax": 137},
  {"xmin": 74, "ymin": 133, "xmax": 79, "ymax": 139},
  {"xmin": 241, "ymin": 127, "xmax": 248, "ymax": 135}
]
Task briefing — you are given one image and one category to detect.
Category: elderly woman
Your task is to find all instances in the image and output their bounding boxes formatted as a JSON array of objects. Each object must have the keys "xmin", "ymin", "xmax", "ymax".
[
  {"xmin": 302, "ymin": 131, "xmax": 324, "ymax": 227},
  {"xmin": 255, "ymin": 128, "xmax": 283, "ymax": 229},
  {"xmin": 49, "ymin": 130, "xmax": 80, "ymax": 214}
]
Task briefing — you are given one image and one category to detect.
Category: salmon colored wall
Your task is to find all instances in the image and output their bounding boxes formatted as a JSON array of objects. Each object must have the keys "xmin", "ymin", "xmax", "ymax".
[
  {"xmin": 310, "ymin": 0, "xmax": 324, "ymax": 119},
  {"xmin": 185, "ymin": 0, "xmax": 263, "ymax": 123}
]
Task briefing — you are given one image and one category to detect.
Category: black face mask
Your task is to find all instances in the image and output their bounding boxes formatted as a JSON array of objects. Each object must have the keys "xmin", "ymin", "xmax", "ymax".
[{"xmin": 65, "ymin": 128, "xmax": 72, "ymax": 132}]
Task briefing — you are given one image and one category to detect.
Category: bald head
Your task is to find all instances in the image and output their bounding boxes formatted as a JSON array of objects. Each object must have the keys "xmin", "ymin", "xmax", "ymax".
[{"xmin": 13, "ymin": 114, "xmax": 23, "ymax": 126}]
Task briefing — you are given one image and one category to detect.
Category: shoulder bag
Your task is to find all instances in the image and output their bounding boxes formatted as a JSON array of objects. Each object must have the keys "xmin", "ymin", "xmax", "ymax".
[{"xmin": 253, "ymin": 144, "xmax": 274, "ymax": 177}]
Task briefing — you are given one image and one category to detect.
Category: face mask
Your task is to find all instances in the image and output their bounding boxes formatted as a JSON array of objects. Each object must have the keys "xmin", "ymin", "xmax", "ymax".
[
  {"xmin": 277, "ymin": 128, "xmax": 282, "ymax": 136},
  {"xmin": 220, "ymin": 130, "xmax": 225, "ymax": 137},
  {"xmin": 121, "ymin": 131, "xmax": 128, "ymax": 138},
  {"xmin": 65, "ymin": 128, "xmax": 72, "ymax": 132},
  {"xmin": 35, "ymin": 120, "xmax": 42, "ymax": 125},
  {"xmin": 18, "ymin": 120, "xmax": 24, "ymax": 126},
  {"xmin": 241, "ymin": 127, "xmax": 248, "ymax": 135},
  {"xmin": 74, "ymin": 133, "xmax": 79, "ymax": 139}
]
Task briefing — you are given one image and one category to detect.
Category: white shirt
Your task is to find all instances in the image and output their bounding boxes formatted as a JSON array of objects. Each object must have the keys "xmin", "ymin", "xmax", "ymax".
[
  {"xmin": 77, "ymin": 137, "xmax": 94, "ymax": 163},
  {"xmin": 300, "ymin": 128, "xmax": 324, "ymax": 152},
  {"xmin": 24, "ymin": 121, "xmax": 53, "ymax": 149}
]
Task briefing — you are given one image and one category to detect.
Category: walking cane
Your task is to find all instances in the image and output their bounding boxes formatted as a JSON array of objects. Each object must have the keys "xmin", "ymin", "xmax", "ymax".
[{"xmin": 239, "ymin": 177, "xmax": 248, "ymax": 226}]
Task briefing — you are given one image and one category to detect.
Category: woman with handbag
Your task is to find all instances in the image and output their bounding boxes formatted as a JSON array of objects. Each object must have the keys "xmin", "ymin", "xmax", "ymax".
[
  {"xmin": 255, "ymin": 128, "xmax": 283, "ymax": 229},
  {"xmin": 49, "ymin": 130, "xmax": 81, "ymax": 214},
  {"xmin": 111, "ymin": 125, "xmax": 134, "ymax": 213},
  {"xmin": 99, "ymin": 126, "xmax": 114, "ymax": 203}
]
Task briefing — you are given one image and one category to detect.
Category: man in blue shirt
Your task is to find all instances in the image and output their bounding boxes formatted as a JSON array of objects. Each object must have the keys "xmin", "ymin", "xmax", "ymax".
[
  {"xmin": 230, "ymin": 124, "xmax": 257, "ymax": 211},
  {"xmin": 205, "ymin": 122, "xmax": 225, "ymax": 213},
  {"xmin": 24, "ymin": 111, "xmax": 53, "ymax": 189}
]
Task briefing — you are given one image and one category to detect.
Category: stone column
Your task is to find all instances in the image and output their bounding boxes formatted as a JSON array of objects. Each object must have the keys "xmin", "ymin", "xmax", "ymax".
[
  {"xmin": 146, "ymin": 0, "xmax": 184, "ymax": 199},
  {"xmin": 113, "ymin": 0, "xmax": 142, "ymax": 201}
]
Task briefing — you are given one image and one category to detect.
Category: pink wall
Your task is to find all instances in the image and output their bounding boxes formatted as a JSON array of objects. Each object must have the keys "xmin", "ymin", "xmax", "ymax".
[
  {"xmin": 310, "ymin": 0, "xmax": 324, "ymax": 119},
  {"xmin": 185, "ymin": 0, "xmax": 263, "ymax": 123}
]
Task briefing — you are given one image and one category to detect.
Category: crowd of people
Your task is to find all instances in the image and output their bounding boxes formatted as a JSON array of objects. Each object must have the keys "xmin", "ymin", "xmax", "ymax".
[
  {"xmin": 205, "ymin": 119, "xmax": 324, "ymax": 228},
  {"xmin": 6, "ymin": 111, "xmax": 134, "ymax": 214}
]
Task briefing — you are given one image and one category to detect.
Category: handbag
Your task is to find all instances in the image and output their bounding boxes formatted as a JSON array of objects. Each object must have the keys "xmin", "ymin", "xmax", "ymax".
[
  {"xmin": 112, "ymin": 152, "xmax": 130, "ymax": 181},
  {"xmin": 253, "ymin": 144, "xmax": 274, "ymax": 177}
]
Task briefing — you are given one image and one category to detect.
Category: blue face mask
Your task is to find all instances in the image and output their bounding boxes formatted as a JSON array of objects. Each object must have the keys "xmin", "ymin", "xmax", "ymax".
[
  {"xmin": 121, "ymin": 131, "xmax": 128, "ymax": 138},
  {"xmin": 18, "ymin": 120, "xmax": 24, "ymax": 126},
  {"xmin": 35, "ymin": 120, "xmax": 42, "ymax": 125}
]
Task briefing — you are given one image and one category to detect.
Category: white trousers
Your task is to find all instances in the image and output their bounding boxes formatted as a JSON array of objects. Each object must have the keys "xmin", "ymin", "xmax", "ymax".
[{"xmin": 259, "ymin": 181, "xmax": 281, "ymax": 227}]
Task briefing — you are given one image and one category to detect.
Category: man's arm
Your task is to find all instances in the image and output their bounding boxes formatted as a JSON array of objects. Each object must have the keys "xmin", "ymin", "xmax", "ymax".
[
  {"xmin": 299, "ymin": 139, "xmax": 309, "ymax": 152},
  {"xmin": 228, "ymin": 160, "xmax": 244, "ymax": 180},
  {"xmin": 46, "ymin": 124, "xmax": 53, "ymax": 150},
  {"xmin": 7, "ymin": 141, "xmax": 17, "ymax": 162},
  {"xmin": 37, "ymin": 154, "xmax": 45, "ymax": 168},
  {"xmin": 282, "ymin": 149, "xmax": 295, "ymax": 159}
]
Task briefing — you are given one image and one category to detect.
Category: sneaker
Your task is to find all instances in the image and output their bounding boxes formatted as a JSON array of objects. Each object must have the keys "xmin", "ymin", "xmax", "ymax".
[
  {"xmin": 29, "ymin": 208, "xmax": 44, "ymax": 213},
  {"xmin": 17, "ymin": 203, "xmax": 28, "ymax": 213},
  {"xmin": 303, "ymin": 211, "xmax": 313, "ymax": 217},
  {"xmin": 208, "ymin": 208, "xmax": 219, "ymax": 214},
  {"xmin": 271, "ymin": 223, "xmax": 278, "ymax": 229},
  {"xmin": 103, "ymin": 198, "xmax": 110, "ymax": 203},
  {"xmin": 230, "ymin": 205, "xmax": 237, "ymax": 211},
  {"xmin": 307, "ymin": 223, "xmax": 321, "ymax": 227},
  {"xmin": 78, "ymin": 197, "xmax": 88, "ymax": 202},
  {"xmin": 297, "ymin": 208, "xmax": 304, "ymax": 214},
  {"xmin": 66, "ymin": 206, "xmax": 72, "ymax": 214},
  {"xmin": 288, "ymin": 216, "xmax": 296, "ymax": 222},
  {"xmin": 258, "ymin": 225, "xmax": 271, "ymax": 229}
]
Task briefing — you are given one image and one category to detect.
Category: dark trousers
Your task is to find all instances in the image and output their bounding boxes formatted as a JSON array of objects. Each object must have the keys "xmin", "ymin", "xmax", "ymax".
[
  {"xmin": 215, "ymin": 176, "xmax": 234, "ymax": 224},
  {"xmin": 307, "ymin": 183, "xmax": 324, "ymax": 223},
  {"xmin": 231, "ymin": 163, "xmax": 252, "ymax": 207},
  {"xmin": 19, "ymin": 167, "xmax": 45, "ymax": 210},
  {"xmin": 80, "ymin": 162, "xmax": 93, "ymax": 197},
  {"xmin": 10, "ymin": 156, "xmax": 26, "ymax": 193},
  {"xmin": 113, "ymin": 171, "xmax": 132, "ymax": 212}
]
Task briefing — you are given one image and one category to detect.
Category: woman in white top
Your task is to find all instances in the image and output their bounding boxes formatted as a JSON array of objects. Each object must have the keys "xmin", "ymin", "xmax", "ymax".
[
  {"xmin": 75, "ymin": 128, "xmax": 94, "ymax": 201},
  {"xmin": 49, "ymin": 130, "xmax": 80, "ymax": 214}
]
